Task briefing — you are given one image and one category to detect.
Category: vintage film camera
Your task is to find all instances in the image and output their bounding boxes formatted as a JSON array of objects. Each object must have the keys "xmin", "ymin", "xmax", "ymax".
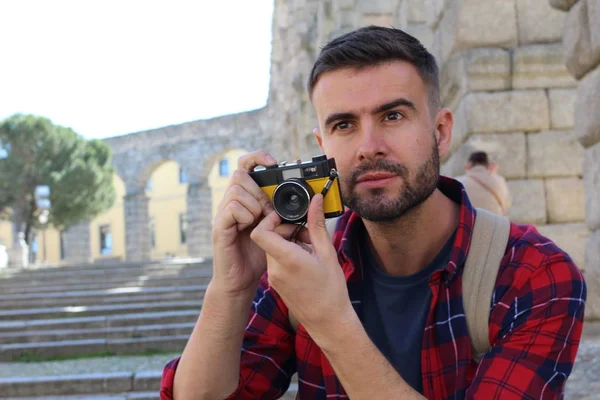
[{"xmin": 249, "ymin": 155, "xmax": 344, "ymax": 223}]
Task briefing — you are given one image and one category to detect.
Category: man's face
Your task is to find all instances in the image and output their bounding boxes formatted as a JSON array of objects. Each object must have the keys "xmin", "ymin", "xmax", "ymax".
[{"xmin": 311, "ymin": 61, "xmax": 447, "ymax": 222}]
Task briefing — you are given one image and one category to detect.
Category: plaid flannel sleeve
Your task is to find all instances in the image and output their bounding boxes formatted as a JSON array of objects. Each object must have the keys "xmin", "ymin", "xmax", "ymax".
[
  {"xmin": 467, "ymin": 242, "xmax": 586, "ymax": 399},
  {"xmin": 160, "ymin": 272, "xmax": 296, "ymax": 400}
]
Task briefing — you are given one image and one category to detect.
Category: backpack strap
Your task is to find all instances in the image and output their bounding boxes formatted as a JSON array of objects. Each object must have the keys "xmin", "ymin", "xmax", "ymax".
[{"xmin": 462, "ymin": 208, "xmax": 511, "ymax": 362}]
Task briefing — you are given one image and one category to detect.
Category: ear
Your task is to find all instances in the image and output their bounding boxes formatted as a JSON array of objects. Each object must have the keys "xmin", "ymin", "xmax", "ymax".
[
  {"xmin": 434, "ymin": 108, "xmax": 453, "ymax": 159},
  {"xmin": 313, "ymin": 128, "xmax": 324, "ymax": 153}
]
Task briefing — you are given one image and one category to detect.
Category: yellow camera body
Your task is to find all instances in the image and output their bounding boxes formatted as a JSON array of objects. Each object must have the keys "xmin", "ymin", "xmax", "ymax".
[{"xmin": 249, "ymin": 155, "xmax": 344, "ymax": 223}]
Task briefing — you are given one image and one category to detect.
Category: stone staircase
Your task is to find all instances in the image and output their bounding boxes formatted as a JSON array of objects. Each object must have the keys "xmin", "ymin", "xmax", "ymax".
[{"xmin": 0, "ymin": 260, "xmax": 242, "ymax": 399}]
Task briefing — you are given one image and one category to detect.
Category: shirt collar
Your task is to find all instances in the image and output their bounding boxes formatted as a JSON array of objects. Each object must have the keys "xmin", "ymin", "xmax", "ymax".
[{"xmin": 333, "ymin": 176, "xmax": 475, "ymax": 286}]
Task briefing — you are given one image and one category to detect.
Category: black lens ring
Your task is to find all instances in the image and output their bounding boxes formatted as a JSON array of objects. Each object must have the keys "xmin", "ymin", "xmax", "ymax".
[{"xmin": 272, "ymin": 179, "xmax": 314, "ymax": 222}]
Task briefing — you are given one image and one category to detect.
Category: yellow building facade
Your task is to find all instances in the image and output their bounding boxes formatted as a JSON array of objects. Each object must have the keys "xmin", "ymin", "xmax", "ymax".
[
  {"xmin": 147, "ymin": 160, "xmax": 189, "ymax": 260},
  {"xmin": 209, "ymin": 149, "xmax": 248, "ymax": 221}
]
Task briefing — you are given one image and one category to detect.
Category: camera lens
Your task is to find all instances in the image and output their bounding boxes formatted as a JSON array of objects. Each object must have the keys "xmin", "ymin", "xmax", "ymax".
[{"xmin": 272, "ymin": 178, "xmax": 314, "ymax": 223}]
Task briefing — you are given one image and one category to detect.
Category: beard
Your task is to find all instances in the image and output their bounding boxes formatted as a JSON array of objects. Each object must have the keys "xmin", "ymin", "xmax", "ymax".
[{"xmin": 342, "ymin": 139, "xmax": 440, "ymax": 222}]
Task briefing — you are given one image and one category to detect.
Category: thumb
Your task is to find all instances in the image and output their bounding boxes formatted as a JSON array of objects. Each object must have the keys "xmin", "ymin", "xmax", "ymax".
[{"xmin": 307, "ymin": 194, "xmax": 336, "ymax": 260}]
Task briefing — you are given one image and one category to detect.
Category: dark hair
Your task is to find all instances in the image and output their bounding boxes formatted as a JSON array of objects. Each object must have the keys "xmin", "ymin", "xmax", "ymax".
[
  {"xmin": 308, "ymin": 26, "xmax": 441, "ymax": 114},
  {"xmin": 468, "ymin": 151, "xmax": 489, "ymax": 166}
]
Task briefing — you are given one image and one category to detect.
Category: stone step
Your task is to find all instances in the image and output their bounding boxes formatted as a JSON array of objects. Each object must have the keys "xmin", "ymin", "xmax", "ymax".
[
  {"xmin": 0, "ymin": 322, "xmax": 196, "ymax": 345},
  {"xmin": 0, "ymin": 265, "xmax": 213, "ymax": 288},
  {"xmin": 0, "ymin": 272, "xmax": 213, "ymax": 294},
  {"xmin": 0, "ymin": 261, "xmax": 211, "ymax": 284},
  {"xmin": 0, "ymin": 285, "xmax": 208, "ymax": 310},
  {"xmin": 3, "ymin": 393, "xmax": 160, "ymax": 400},
  {"xmin": 0, "ymin": 300, "xmax": 202, "ymax": 321},
  {"xmin": 0, "ymin": 291, "xmax": 204, "ymax": 311},
  {"xmin": 0, "ymin": 310, "xmax": 200, "ymax": 332},
  {"xmin": 0, "ymin": 258, "xmax": 208, "ymax": 277},
  {"xmin": 0, "ymin": 370, "xmax": 162, "ymax": 397},
  {"xmin": 0, "ymin": 335, "xmax": 191, "ymax": 361},
  {"xmin": 0, "ymin": 371, "xmax": 297, "ymax": 398}
]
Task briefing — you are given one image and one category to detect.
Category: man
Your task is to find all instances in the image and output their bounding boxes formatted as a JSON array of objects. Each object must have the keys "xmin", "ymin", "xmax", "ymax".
[
  {"xmin": 456, "ymin": 151, "xmax": 511, "ymax": 216},
  {"xmin": 161, "ymin": 26, "xmax": 586, "ymax": 399}
]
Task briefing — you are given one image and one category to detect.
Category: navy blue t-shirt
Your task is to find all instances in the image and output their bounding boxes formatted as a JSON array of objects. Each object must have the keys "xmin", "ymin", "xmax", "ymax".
[{"xmin": 360, "ymin": 229, "xmax": 456, "ymax": 394}]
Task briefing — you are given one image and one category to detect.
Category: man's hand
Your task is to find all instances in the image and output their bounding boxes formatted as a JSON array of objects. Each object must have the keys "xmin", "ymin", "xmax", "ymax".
[{"xmin": 250, "ymin": 193, "xmax": 354, "ymax": 342}]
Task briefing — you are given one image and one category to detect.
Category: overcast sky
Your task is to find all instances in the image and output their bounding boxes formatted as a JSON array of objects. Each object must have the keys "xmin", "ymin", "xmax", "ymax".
[{"xmin": 0, "ymin": 1, "xmax": 274, "ymax": 139}]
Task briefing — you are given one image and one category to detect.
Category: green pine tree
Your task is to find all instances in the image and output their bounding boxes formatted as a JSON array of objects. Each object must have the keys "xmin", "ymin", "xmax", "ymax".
[{"xmin": 0, "ymin": 114, "xmax": 116, "ymax": 243}]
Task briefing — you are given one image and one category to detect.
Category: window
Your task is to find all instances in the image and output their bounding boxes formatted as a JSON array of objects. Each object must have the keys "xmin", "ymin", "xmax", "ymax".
[
  {"xmin": 149, "ymin": 217, "xmax": 156, "ymax": 249},
  {"xmin": 146, "ymin": 178, "xmax": 153, "ymax": 191},
  {"xmin": 99, "ymin": 225, "xmax": 112, "ymax": 255},
  {"xmin": 219, "ymin": 159, "xmax": 229, "ymax": 177},
  {"xmin": 179, "ymin": 167, "xmax": 188, "ymax": 183},
  {"xmin": 59, "ymin": 231, "xmax": 66, "ymax": 260},
  {"xmin": 179, "ymin": 213, "xmax": 188, "ymax": 244}
]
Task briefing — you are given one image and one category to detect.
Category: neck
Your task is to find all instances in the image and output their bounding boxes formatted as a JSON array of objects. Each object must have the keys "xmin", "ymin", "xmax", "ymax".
[{"xmin": 362, "ymin": 189, "xmax": 460, "ymax": 277}]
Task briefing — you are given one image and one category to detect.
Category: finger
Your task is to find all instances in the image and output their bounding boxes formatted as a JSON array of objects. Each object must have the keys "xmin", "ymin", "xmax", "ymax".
[
  {"xmin": 251, "ymin": 211, "xmax": 311, "ymax": 263},
  {"xmin": 237, "ymin": 150, "xmax": 277, "ymax": 171},
  {"xmin": 306, "ymin": 194, "xmax": 337, "ymax": 262},
  {"xmin": 274, "ymin": 224, "xmax": 311, "ymax": 244},
  {"xmin": 217, "ymin": 201, "xmax": 256, "ymax": 232},
  {"xmin": 216, "ymin": 184, "xmax": 264, "ymax": 221},
  {"xmin": 229, "ymin": 169, "xmax": 274, "ymax": 216}
]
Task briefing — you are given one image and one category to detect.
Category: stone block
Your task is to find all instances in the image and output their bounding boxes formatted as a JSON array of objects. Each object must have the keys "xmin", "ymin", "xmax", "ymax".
[
  {"xmin": 517, "ymin": 0, "xmax": 566, "ymax": 44},
  {"xmin": 335, "ymin": 0, "xmax": 356, "ymax": 10},
  {"xmin": 406, "ymin": 23, "xmax": 434, "ymax": 51},
  {"xmin": 442, "ymin": 133, "xmax": 526, "ymax": 179},
  {"xmin": 583, "ymin": 230, "xmax": 600, "ymax": 320},
  {"xmin": 589, "ymin": 0, "xmax": 600, "ymax": 56},
  {"xmin": 548, "ymin": 88, "xmax": 576, "ymax": 129},
  {"xmin": 507, "ymin": 179, "xmax": 547, "ymax": 224},
  {"xmin": 527, "ymin": 131, "xmax": 584, "ymax": 178},
  {"xmin": 537, "ymin": 223, "xmax": 590, "ymax": 268},
  {"xmin": 407, "ymin": 0, "xmax": 428, "ymax": 23},
  {"xmin": 512, "ymin": 44, "xmax": 577, "ymax": 89},
  {"xmin": 462, "ymin": 90, "xmax": 550, "ymax": 134},
  {"xmin": 357, "ymin": 0, "xmax": 397, "ymax": 13},
  {"xmin": 574, "ymin": 66, "xmax": 600, "ymax": 148},
  {"xmin": 440, "ymin": 48, "xmax": 511, "ymax": 108},
  {"xmin": 584, "ymin": 143, "xmax": 600, "ymax": 231},
  {"xmin": 549, "ymin": 0, "xmax": 578, "ymax": 11},
  {"xmin": 425, "ymin": 0, "xmax": 448, "ymax": 29},
  {"xmin": 361, "ymin": 13, "xmax": 394, "ymax": 27},
  {"xmin": 433, "ymin": 0, "xmax": 518, "ymax": 67},
  {"xmin": 545, "ymin": 178, "xmax": 586, "ymax": 223},
  {"xmin": 563, "ymin": 0, "xmax": 600, "ymax": 79}
]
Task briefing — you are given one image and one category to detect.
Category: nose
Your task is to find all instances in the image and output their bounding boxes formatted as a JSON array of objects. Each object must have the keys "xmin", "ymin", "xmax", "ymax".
[{"xmin": 357, "ymin": 121, "xmax": 387, "ymax": 161}]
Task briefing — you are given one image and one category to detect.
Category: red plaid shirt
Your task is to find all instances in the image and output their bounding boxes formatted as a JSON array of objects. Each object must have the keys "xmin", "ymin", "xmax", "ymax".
[{"xmin": 161, "ymin": 177, "xmax": 586, "ymax": 399}]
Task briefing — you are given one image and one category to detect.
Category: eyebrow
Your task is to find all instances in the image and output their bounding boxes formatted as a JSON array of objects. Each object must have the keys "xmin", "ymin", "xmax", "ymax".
[{"xmin": 324, "ymin": 97, "xmax": 417, "ymax": 127}]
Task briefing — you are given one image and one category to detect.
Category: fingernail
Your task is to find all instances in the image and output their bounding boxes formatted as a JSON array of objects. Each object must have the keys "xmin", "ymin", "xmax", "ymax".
[{"xmin": 266, "ymin": 155, "xmax": 276, "ymax": 164}]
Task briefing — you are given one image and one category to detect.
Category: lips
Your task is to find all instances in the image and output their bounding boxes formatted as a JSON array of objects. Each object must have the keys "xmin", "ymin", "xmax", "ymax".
[{"xmin": 356, "ymin": 172, "xmax": 398, "ymax": 183}]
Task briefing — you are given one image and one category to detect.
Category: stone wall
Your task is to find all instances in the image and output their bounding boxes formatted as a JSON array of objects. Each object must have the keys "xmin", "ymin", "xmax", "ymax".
[
  {"xmin": 431, "ymin": 0, "xmax": 588, "ymax": 268},
  {"xmin": 550, "ymin": 0, "xmax": 600, "ymax": 319}
]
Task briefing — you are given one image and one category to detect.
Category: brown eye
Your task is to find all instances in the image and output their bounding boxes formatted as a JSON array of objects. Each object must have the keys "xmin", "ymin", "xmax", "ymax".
[
  {"xmin": 334, "ymin": 121, "xmax": 352, "ymax": 130},
  {"xmin": 385, "ymin": 112, "xmax": 403, "ymax": 121}
]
